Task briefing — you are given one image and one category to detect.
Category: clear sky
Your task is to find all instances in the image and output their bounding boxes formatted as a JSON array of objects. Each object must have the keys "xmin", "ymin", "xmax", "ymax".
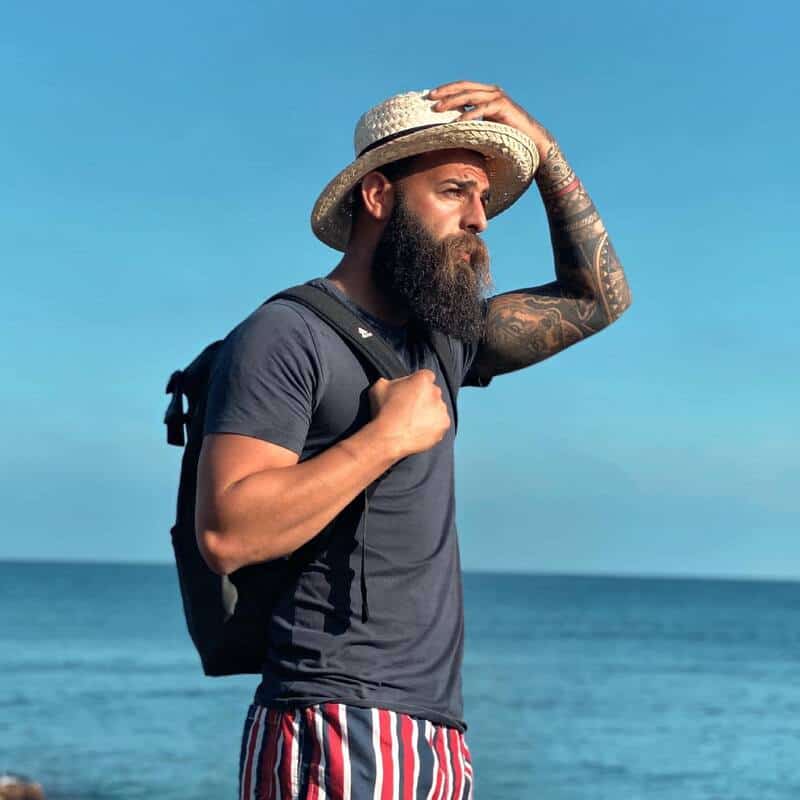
[{"xmin": 2, "ymin": 0, "xmax": 798, "ymax": 577}]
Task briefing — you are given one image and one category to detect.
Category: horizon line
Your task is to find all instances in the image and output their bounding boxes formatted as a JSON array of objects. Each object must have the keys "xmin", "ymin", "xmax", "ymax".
[{"xmin": 1, "ymin": 557, "xmax": 798, "ymax": 585}]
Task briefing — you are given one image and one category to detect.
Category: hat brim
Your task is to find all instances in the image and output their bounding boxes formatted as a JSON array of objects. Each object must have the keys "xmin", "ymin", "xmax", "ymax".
[{"xmin": 310, "ymin": 120, "xmax": 539, "ymax": 251}]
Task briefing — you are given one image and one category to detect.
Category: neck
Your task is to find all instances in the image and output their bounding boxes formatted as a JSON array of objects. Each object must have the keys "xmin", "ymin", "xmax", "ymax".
[{"xmin": 326, "ymin": 239, "xmax": 408, "ymax": 326}]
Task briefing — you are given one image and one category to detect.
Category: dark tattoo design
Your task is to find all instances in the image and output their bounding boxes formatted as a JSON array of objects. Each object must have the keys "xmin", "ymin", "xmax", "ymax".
[
  {"xmin": 471, "ymin": 142, "xmax": 632, "ymax": 381},
  {"xmin": 597, "ymin": 234, "xmax": 632, "ymax": 321}
]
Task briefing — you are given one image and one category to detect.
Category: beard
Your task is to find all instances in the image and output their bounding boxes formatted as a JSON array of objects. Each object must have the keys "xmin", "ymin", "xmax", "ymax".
[{"xmin": 370, "ymin": 193, "xmax": 492, "ymax": 343}]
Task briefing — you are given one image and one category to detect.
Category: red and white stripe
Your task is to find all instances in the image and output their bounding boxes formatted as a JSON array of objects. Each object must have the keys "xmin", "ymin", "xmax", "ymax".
[
  {"xmin": 241, "ymin": 704, "xmax": 473, "ymax": 800},
  {"xmin": 273, "ymin": 719, "xmax": 284, "ymax": 800},
  {"xmin": 377, "ymin": 708, "xmax": 399, "ymax": 800},
  {"xmin": 261, "ymin": 710, "xmax": 282, "ymax": 800},
  {"xmin": 442, "ymin": 727, "xmax": 454, "ymax": 800},
  {"xmin": 371, "ymin": 708, "xmax": 383, "ymax": 800},
  {"xmin": 389, "ymin": 711, "xmax": 400, "ymax": 800},
  {"xmin": 410, "ymin": 716, "xmax": 420, "ymax": 799},
  {"xmin": 399, "ymin": 713, "xmax": 418, "ymax": 800},
  {"xmin": 241, "ymin": 707, "xmax": 266, "ymax": 800},
  {"xmin": 424, "ymin": 721, "xmax": 440, "ymax": 800},
  {"xmin": 304, "ymin": 707, "xmax": 324, "ymax": 800},
  {"xmin": 278, "ymin": 709, "xmax": 300, "ymax": 800},
  {"xmin": 339, "ymin": 704, "xmax": 351, "ymax": 800},
  {"xmin": 321, "ymin": 703, "xmax": 346, "ymax": 800},
  {"xmin": 460, "ymin": 736, "xmax": 474, "ymax": 800},
  {"xmin": 449, "ymin": 729, "xmax": 464, "ymax": 800}
]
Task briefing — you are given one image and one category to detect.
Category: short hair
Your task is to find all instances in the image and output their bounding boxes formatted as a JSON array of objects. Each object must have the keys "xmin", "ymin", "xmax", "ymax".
[{"xmin": 349, "ymin": 155, "xmax": 419, "ymax": 218}]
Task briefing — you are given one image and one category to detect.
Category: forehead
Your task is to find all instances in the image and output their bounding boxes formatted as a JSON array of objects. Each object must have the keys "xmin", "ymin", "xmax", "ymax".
[{"xmin": 407, "ymin": 148, "xmax": 490, "ymax": 189}]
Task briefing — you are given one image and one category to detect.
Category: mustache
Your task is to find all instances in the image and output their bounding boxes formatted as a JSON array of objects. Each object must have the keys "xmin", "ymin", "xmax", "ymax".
[
  {"xmin": 440, "ymin": 232, "xmax": 491, "ymax": 283},
  {"xmin": 441, "ymin": 231, "xmax": 487, "ymax": 258}
]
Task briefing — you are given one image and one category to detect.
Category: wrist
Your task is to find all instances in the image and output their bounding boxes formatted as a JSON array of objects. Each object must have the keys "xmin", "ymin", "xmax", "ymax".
[
  {"xmin": 353, "ymin": 418, "xmax": 407, "ymax": 467},
  {"xmin": 520, "ymin": 120, "xmax": 556, "ymax": 171},
  {"xmin": 534, "ymin": 142, "xmax": 577, "ymax": 196}
]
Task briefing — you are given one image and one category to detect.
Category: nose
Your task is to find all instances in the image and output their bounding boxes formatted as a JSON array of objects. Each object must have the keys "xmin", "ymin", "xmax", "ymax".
[{"xmin": 462, "ymin": 192, "xmax": 488, "ymax": 234}]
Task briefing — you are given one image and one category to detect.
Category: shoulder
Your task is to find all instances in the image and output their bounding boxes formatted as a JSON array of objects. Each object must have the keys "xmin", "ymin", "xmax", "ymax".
[
  {"xmin": 234, "ymin": 298, "xmax": 321, "ymax": 344},
  {"xmin": 206, "ymin": 298, "xmax": 334, "ymax": 413},
  {"xmin": 204, "ymin": 298, "xmax": 332, "ymax": 449},
  {"xmin": 222, "ymin": 298, "xmax": 327, "ymax": 370}
]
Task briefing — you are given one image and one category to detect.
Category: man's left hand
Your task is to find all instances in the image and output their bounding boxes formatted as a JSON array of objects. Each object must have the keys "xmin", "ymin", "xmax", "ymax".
[{"xmin": 428, "ymin": 80, "xmax": 553, "ymax": 164}]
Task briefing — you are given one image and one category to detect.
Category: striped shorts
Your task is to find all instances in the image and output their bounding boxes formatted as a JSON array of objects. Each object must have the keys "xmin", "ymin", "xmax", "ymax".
[{"xmin": 239, "ymin": 703, "xmax": 474, "ymax": 800}]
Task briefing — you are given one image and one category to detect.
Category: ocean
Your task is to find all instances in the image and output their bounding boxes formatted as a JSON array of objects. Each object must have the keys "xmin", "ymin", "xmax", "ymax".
[{"xmin": 1, "ymin": 562, "xmax": 799, "ymax": 799}]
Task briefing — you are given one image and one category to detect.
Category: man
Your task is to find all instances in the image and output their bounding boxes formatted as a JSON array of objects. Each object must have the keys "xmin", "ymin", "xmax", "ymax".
[{"xmin": 196, "ymin": 81, "xmax": 631, "ymax": 799}]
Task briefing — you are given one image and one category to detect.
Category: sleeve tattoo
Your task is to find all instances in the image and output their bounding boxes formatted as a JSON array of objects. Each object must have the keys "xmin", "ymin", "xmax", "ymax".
[{"xmin": 471, "ymin": 140, "xmax": 633, "ymax": 381}]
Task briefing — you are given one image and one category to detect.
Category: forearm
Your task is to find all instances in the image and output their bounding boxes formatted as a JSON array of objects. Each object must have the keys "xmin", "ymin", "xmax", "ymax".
[
  {"xmin": 471, "ymin": 143, "xmax": 633, "ymax": 379},
  {"xmin": 535, "ymin": 139, "xmax": 632, "ymax": 325},
  {"xmin": 199, "ymin": 422, "xmax": 399, "ymax": 574},
  {"xmin": 427, "ymin": 80, "xmax": 633, "ymax": 379}
]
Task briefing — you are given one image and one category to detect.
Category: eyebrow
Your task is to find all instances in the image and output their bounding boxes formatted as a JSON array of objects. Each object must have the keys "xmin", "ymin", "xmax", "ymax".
[{"xmin": 441, "ymin": 178, "xmax": 491, "ymax": 201}]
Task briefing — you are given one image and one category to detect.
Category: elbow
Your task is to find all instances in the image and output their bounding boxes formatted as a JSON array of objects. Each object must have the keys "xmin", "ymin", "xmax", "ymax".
[
  {"xmin": 617, "ymin": 286, "xmax": 633, "ymax": 318},
  {"xmin": 196, "ymin": 518, "xmax": 288, "ymax": 575},
  {"xmin": 196, "ymin": 528, "xmax": 241, "ymax": 576},
  {"xmin": 604, "ymin": 282, "xmax": 633, "ymax": 326},
  {"xmin": 195, "ymin": 497, "xmax": 233, "ymax": 574},
  {"xmin": 195, "ymin": 490, "xmax": 245, "ymax": 575},
  {"xmin": 194, "ymin": 483, "xmax": 292, "ymax": 573}
]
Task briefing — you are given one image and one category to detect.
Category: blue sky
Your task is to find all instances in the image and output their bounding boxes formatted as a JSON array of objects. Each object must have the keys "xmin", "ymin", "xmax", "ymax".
[{"xmin": 2, "ymin": 0, "xmax": 798, "ymax": 577}]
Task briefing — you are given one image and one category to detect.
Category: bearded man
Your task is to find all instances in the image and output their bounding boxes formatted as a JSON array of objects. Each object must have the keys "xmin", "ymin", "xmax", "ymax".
[{"xmin": 195, "ymin": 81, "xmax": 632, "ymax": 799}]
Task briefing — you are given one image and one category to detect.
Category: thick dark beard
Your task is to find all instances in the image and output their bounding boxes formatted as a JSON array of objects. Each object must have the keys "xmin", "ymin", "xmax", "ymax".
[{"xmin": 371, "ymin": 193, "xmax": 492, "ymax": 343}]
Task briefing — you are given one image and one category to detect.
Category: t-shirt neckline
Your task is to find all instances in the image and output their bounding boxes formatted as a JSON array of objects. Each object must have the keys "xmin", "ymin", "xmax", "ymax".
[{"xmin": 312, "ymin": 277, "xmax": 410, "ymax": 346}]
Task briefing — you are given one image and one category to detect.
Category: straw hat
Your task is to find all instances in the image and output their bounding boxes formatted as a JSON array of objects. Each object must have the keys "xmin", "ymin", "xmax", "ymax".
[{"xmin": 311, "ymin": 89, "xmax": 539, "ymax": 251}]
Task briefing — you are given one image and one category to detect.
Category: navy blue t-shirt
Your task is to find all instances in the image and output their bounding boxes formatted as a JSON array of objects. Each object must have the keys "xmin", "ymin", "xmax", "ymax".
[{"xmin": 204, "ymin": 279, "xmax": 483, "ymax": 730}]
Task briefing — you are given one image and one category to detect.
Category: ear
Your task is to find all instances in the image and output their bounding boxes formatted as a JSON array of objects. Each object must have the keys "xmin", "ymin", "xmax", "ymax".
[{"xmin": 359, "ymin": 171, "xmax": 395, "ymax": 221}]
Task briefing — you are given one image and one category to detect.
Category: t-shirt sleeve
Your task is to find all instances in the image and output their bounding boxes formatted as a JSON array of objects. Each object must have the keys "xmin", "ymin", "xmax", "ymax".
[
  {"xmin": 204, "ymin": 301, "xmax": 325, "ymax": 455},
  {"xmin": 460, "ymin": 301, "xmax": 493, "ymax": 388}
]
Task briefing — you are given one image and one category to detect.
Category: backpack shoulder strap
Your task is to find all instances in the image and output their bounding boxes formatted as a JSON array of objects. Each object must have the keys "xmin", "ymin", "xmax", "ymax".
[
  {"xmin": 273, "ymin": 284, "xmax": 461, "ymax": 432},
  {"xmin": 269, "ymin": 284, "xmax": 409, "ymax": 381}
]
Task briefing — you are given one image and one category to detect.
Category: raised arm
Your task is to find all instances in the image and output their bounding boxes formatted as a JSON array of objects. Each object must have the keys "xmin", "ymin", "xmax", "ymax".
[{"xmin": 428, "ymin": 81, "xmax": 632, "ymax": 382}]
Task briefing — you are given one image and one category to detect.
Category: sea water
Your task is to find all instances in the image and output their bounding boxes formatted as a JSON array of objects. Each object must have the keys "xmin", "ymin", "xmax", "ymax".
[{"xmin": 1, "ymin": 562, "xmax": 799, "ymax": 799}]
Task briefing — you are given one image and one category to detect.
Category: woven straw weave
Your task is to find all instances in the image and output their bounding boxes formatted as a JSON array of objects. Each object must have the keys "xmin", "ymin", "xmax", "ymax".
[{"xmin": 312, "ymin": 90, "xmax": 539, "ymax": 251}]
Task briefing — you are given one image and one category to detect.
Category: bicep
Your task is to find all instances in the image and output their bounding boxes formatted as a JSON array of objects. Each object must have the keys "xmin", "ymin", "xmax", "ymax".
[
  {"xmin": 196, "ymin": 433, "xmax": 299, "ymax": 533},
  {"xmin": 470, "ymin": 282, "xmax": 604, "ymax": 381}
]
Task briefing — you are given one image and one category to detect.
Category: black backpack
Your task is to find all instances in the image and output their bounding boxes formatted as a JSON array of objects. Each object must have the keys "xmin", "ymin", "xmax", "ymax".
[{"xmin": 164, "ymin": 283, "xmax": 460, "ymax": 676}]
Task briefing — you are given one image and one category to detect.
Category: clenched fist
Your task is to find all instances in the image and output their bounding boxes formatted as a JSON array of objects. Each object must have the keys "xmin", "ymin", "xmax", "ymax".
[{"xmin": 368, "ymin": 369, "xmax": 451, "ymax": 459}]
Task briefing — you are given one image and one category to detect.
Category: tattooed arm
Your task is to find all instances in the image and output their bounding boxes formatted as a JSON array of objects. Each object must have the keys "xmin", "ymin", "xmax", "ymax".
[
  {"xmin": 472, "ymin": 141, "xmax": 633, "ymax": 380},
  {"xmin": 429, "ymin": 81, "xmax": 632, "ymax": 382}
]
